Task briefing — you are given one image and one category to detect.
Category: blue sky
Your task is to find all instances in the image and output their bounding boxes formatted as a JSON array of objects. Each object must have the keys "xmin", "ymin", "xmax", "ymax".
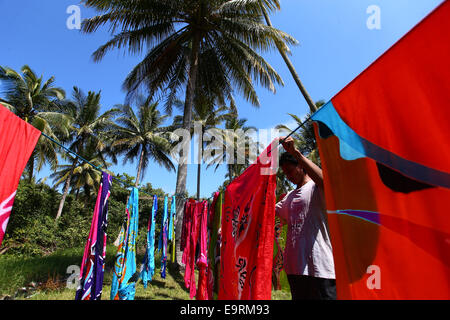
[{"xmin": 0, "ymin": 0, "xmax": 444, "ymax": 198}]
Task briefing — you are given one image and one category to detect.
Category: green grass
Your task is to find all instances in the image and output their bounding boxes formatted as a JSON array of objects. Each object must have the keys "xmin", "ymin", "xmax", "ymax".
[{"xmin": 0, "ymin": 247, "xmax": 291, "ymax": 300}]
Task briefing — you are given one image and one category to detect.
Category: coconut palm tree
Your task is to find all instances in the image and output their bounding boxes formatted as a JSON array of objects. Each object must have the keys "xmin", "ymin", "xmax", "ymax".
[
  {"xmin": 275, "ymin": 100, "xmax": 325, "ymax": 166},
  {"xmin": 205, "ymin": 114, "xmax": 259, "ymax": 184},
  {"xmin": 171, "ymin": 96, "xmax": 234, "ymax": 199},
  {"xmin": 258, "ymin": 1, "xmax": 318, "ymax": 113},
  {"xmin": 0, "ymin": 65, "xmax": 70, "ymax": 180},
  {"xmin": 109, "ymin": 98, "xmax": 175, "ymax": 188},
  {"xmin": 51, "ymin": 142, "xmax": 111, "ymax": 202},
  {"xmin": 55, "ymin": 86, "xmax": 117, "ymax": 220},
  {"xmin": 81, "ymin": 0, "xmax": 296, "ymax": 266}
]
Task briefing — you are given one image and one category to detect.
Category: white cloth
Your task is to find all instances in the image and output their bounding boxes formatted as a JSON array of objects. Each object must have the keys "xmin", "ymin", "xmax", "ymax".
[{"xmin": 276, "ymin": 180, "xmax": 335, "ymax": 279}]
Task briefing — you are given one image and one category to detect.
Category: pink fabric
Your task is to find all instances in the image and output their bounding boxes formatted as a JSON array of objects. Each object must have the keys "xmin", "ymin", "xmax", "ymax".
[
  {"xmin": 79, "ymin": 192, "xmax": 101, "ymax": 279},
  {"xmin": 181, "ymin": 200, "xmax": 195, "ymax": 265},
  {"xmin": 196, "ymin": 201, "xmax": 209, "ymax": 300},
  {"xmin": 183, "ymin": 200, "xmax": 201, "ymax": 298}
]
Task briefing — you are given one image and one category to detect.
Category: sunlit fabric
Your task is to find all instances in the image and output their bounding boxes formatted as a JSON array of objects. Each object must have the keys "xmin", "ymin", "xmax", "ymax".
[
  {"xmin": 0, "ymin": 105, "xmax": 41, "ymax": 246},
  {"xmin": 311, "ymin": 1, "xmax": 450, "ymax": 299},
  {"xmin": 110, "ymin": 188, "xmax": 139, "ymax": 300},
  {"xmin": 219, "ymin": 141, "xmax": 277, "ymax": 300},
  {"xmin": 75, "ymin": 172, "xmax": 112, "ymax": 300},
  {"xmin": 140, "ymin": 195, "xmax": 157, "ymax": 288}
]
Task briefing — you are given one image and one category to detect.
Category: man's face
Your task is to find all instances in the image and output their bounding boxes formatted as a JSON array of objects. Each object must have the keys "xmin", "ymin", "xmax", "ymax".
[{"xmin": 281, "ymin": 162, "xmax": 305, "ymax": 185}]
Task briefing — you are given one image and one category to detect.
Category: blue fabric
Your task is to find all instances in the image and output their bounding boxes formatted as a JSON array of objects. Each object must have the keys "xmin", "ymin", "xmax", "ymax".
[
  {"xmin": 168, "ymin": 196, "xmax": 175, "ymax": 241},
  {"xmin": 312, "ymin": 101, "xmax": 450, "ymax": 189},
  {"xmin": 158, "ymin": 196, "xmax": 169, "ymax": 278},
  {"xmin": 110, "ymin": 188, "xmax": 139, "ymax": 300},
  {"xmin": 140, "ymin": 195, "xmax": 157, "ymax": 288}
]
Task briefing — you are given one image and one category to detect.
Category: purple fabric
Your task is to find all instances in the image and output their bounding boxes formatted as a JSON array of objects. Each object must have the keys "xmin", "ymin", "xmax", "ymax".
[{"xmin": 75, "ymin": 172, "xmax": 112, "ymax": 300}]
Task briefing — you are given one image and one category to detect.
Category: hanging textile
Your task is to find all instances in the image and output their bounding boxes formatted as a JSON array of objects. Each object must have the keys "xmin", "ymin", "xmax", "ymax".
[
  {"xmin": 158, "ymin": 196, "xmax": 169, "ymax": 278},
  {"xmin": 140, "ymin": 195, "xmax": 157, "ymax": 288},
  {"xmin": 169, "ymin": 196, "xmax": 176, "ymax": 263},
  {"xmin": 110, "ymin": 188, "xmax": 139, "ymax": 300},
  {"xmin": 0, "ymin": 105, "xmax": 41, "ymax": 246},
  {"xmin": 272, "ymin": 217, "xmax": 284, "ymax": 291},
  {"xmin": 207, "ymin": 191, "xmax": 223, "ymax": 300},
  {"xmin": 182, "ymin": 200, "xmax": 207, "ymax": 299},
  {"xmin": 196, "ymin": 200, "xmax": 209, "ymax": 300},
  {"xmin": 180, "ymin": 200, "xmax": 193, "ymax": 255},
  {"xmin": 311, "ymin": 0, "xmax": 450, "ymax": 299},
  {"xmin": 75, "ymin": 172, "xmax": 112, "ymax": 300},
  {"xmin": 218, "ymin": 141, "xmax": 277, "ymax": 300}
]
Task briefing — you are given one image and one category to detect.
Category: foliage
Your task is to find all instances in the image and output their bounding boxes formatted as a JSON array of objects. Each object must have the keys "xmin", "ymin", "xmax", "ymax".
[{"xmin": 1, "ymin": 176, "xmax": 171, "ymax": 257}]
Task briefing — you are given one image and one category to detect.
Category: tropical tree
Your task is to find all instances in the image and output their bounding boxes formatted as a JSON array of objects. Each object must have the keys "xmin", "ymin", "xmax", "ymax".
[
  {"xmin": 0, "ymin": 65, "xmax": 69, "ymax": 180},
  {"xmin": 276, "ymin": 100, "xmax": 325, "ymax": 166},
  {"xmin": 51, "ymin": 142, "xmax": 111, "ymax": 202},
  {"xmin": 172, "ymin": 96, "xmax": 233, "ymax": 199},
  {"xmin": 258, "ymin": 1, "xmax": 318, "ymax": 113},
  {"xmin": 81, "ymin": 0, "xmax": 296, "ymax": 266},
  {"xmin": 109, "ymin": 98, "xmax": 175, "ymax": 188},
  {"xmin": 55, "ymin": 86, "xmax": 117, "ymax": 220},
  {"xmin": 205, "ymin": 114, "xmax": 259, "ymax": 185}
]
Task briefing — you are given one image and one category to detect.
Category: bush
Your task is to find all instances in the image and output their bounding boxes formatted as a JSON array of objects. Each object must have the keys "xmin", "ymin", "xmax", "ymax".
[{"xmin": 2, "ymin": 178, "xmax": 170, "ymax": 257}]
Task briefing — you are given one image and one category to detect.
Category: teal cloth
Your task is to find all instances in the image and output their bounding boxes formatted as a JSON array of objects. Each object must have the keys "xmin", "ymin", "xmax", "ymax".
[
  {"xmin": 110, "ymin": 188, "xmax": 139, "ymax": 300},
  {"xmin": 168, "ymin": 196, "xmax": 175, "ymax": 241},
  {"xmin": 140, "ymin": 195, "xmax": 157, "ymax": 288}
]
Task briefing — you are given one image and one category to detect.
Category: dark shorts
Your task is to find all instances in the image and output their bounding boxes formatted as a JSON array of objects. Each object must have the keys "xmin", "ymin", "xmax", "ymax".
[{"xmin": 287, "ymin": 274, "xmax": 337, "ymax": 300}]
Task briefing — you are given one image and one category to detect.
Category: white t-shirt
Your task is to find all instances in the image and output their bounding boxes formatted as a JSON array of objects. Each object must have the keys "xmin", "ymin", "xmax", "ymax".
[{"xmin": 275, "ymin": 180, "xmax": 335, "ymax": 279}]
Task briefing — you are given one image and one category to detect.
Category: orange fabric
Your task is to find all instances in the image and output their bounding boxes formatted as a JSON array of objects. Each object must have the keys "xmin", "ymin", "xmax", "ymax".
[
  {"xmin": 332, "ymin": 0, "xmax": 450, "ymax": 174},
  {"xmin": 315, "ymin": 124, "xmax": 450, "ymax": 299}
]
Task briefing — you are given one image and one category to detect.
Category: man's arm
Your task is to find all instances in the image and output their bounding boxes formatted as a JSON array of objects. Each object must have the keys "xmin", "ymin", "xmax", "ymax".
[{"xmin": 280, "ymin": 136, "xmax": 324, "ymax": 190}]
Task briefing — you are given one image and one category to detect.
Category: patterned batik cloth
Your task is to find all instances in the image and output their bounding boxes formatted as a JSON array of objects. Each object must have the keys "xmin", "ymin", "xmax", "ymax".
[
  {"xmin": 196, "ymin": 201, "xmax": 209, "ymax": 300},
  {"xmin": 110, "ymin": 188, "xmax": 139, "ymax": 300},
  {"xmin": 158, "ymin": 196, "xmax": 169, "ymax": 278},
  {"xmin": 218, "ymin": 141, "xmax": 277, "ymax": 300},
  {"xmin": 207, "ymin": 192, "xmax": 222, "ymax": 300},
  {"xmin": 75, "ymin": 172, "xmax": 112, "ymax": 300},
  {"xmin": 182, "ymin": 200, "xmax": 207, "ymax": 299},
  {"xmin": 140, "ymin": 195, "xmax": 157, "ymax": 288},
  {"xmin": 169, "ymin": 196, "xmax": 176, "ymax": 263},
  {"xmin": 0, "ymin": 105, "xmax": 41, "ymax": 246}
]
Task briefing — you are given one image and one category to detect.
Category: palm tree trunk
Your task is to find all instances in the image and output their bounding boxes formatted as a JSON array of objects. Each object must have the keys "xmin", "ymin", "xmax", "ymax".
[
  {"xmin": 260, "ymin": 4, "xmax": 317, "ymax": 113},
  {"xmin": 174, "ymin": 32, "xmax": 202, "ymax": 268},
  {"xmin": 135, "ymin": 147, "xmax": 145, "ymax": 187},
  {"xmin": 55, "ymin": 159, "xmax": 77, "ymax": 220},
  {"xmin": 28, "ymin": 157, "xmax": 35, "ymax": 183},
  {"xmin": 196, "ymin": 163, "xmax": 201, "ymax": 200},
  {"xmin": 196, "ymin": 129, "xmax": 203, "ymax": 200}
]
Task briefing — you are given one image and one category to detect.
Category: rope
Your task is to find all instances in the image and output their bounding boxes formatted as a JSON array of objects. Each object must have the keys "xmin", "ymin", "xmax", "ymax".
[
  {"xmin": 40, "ymin": 132, "xmax": 184, "ymax": 200},
  {"xmin": 279, "ymin": 113, "xmax": 313, "ymax": 145}
]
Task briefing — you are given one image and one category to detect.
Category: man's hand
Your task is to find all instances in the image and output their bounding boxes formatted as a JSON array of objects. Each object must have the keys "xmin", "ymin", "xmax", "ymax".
[{"xmin": 280, "ymin": 136, "xmax": 298, "ymax": 156}]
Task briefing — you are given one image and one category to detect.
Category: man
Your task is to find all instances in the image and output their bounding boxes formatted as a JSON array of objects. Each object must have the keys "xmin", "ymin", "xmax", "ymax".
[{"xmin": 276, "ymin": 136, "xmax": 336, "ymax": 300}]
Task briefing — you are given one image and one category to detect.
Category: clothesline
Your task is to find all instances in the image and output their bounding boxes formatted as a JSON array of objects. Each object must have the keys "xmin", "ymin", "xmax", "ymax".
[
  {"xmin": 40, "ymin": 132, "xmax": 185, "ymax": 200},
  {"xmin": 279, "ymin": 112, "xmax": 314, "ymax": 145}
]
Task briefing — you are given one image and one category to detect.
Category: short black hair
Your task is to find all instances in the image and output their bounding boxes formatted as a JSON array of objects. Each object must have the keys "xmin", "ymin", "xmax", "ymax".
[
  {"xmin": 279, "ymin": 152, "xmax": 299, "ymax": 167},
  {"xmin": 279, "ymin": 152, "xmax": 307, "ymax": 174}
]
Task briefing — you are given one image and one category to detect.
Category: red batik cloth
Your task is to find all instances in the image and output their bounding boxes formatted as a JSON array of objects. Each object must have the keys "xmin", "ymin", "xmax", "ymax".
[
  {"xmin": 183, "ymin": 200, "xmax": 208, "ymax": 299},
  {"xmin": 196, "ymin": 201, "xmax": 209, "ymax": 300},
  {"xmin": 206, "ymin": 192, "xmax": 221, "ymax": 300},
  {"xmin": 218, "ymin": 141, "xmax": 277, "ymax": 300},
  {"xmin": 0, "ymin": 105, "xmax": 41, "ymax": 246}
]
